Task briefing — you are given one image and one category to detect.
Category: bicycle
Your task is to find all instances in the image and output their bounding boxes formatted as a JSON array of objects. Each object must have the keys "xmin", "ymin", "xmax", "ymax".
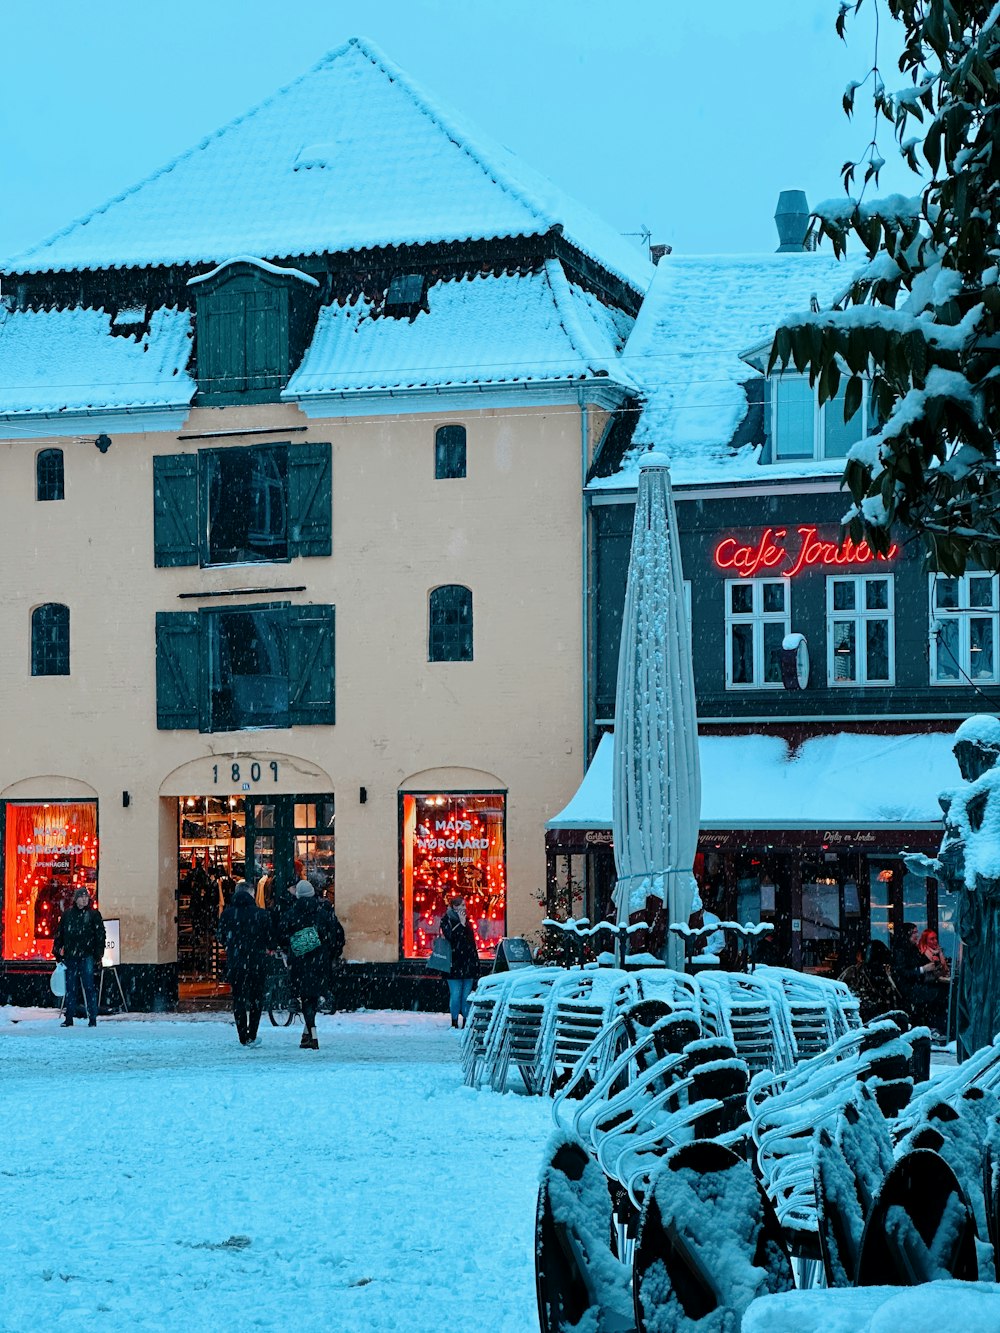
[{"xmin": 265, "ymin": 950, "xmax": 339, "ymax": 1027}]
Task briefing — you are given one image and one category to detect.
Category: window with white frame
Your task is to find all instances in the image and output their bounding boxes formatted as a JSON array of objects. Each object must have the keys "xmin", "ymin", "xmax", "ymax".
[
  {"xmin": 930, "ymin": 573, "xmax": 1000, "ymax": 684},
  {"xmin": 725, "ymin": 579, "xmax": 789, "ymax": 688},
  {"xmin": 826, "ymin": 575, "xmax": 894, "ymax": 686},
  {"xmin": 772, "ymin": 373, "xmax": 868, "ymax": 462}
]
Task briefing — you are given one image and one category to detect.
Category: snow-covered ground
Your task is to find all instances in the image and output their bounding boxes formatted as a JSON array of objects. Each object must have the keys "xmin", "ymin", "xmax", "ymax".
[{"xmin": 0, "ymin": 1008, "xmax": 551, "ymax": 1332}]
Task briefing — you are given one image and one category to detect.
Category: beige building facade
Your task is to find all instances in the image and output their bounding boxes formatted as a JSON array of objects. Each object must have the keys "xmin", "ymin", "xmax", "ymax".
[{"xmin": 0, "ymin": 38, "xmax": 649, "ymax": 1005}]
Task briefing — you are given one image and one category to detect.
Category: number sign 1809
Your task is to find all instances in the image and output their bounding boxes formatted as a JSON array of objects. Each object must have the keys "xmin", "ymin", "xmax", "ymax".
[{"xmin": 211, "ymin": 761, "xmax": 280, "ymax": 785}]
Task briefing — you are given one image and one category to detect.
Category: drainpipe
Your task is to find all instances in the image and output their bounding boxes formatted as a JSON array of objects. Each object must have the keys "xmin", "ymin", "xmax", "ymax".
[{"xmin": 579, "ymin": 387, "xmax": 590, "ymax": 776}]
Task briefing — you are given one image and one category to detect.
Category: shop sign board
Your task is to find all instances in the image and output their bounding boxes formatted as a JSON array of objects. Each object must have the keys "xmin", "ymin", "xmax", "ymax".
[
  {"xmin": 713, "ymin": 525, "xmax": 898, "ymax": 580},
  {"xmin": 493, "ymin": 937, "xmax": 533, "ymax": 972},
  {"xmin": 102, "ymin": 919, "xmax": 121, "ymax": 969}
]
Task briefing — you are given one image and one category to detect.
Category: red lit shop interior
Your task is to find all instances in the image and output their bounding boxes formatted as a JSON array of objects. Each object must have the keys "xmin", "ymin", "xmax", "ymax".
[{"xmin": 545, "ymin": 732, "xmax": 955, "ymax": 975}]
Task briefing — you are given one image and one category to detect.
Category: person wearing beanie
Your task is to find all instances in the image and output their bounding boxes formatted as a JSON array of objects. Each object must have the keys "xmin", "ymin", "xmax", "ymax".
[
  {"xmin": 53, "ymin": 887, "xmax": 106, "ymax": 1028},
  {"xmin": 217, "ymin": 879, "xmax": 273, "ymax": 1046},
  {"xmin": 279, "ymin": 878, "xmax": 338, "ymax": 1049}
]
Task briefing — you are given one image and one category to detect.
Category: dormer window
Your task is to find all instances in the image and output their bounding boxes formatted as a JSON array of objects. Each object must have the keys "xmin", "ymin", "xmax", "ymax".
[
  {"xmin": 385, "ymin": 273, "xmax": 424, "ymax": 315},
  {"xmin": 771, "ymin": 372, "xmax": 867, "ymax": 462},
  {"xmin": 189, "ymin": 257, "xmax": 319, "ymax": 404}
]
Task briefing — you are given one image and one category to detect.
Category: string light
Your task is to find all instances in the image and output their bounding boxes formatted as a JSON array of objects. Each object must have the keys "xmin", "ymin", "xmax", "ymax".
[
  {"xmin": 4, "ymin": 802, "xmax": 98, "ymax": 959},
  {"xmin": 408, "ymin": 794, "xmax": 506, "ymax": 959}
]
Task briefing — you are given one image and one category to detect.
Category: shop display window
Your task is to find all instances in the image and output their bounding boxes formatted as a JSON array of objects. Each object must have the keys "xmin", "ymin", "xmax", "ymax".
[
  {"xmin": 3, "ymin": 802, "xmax": 98, "ymax": 959},
  {"xmin": 400, "ymin": 792, "xmax": 506, "ymax": 958}
]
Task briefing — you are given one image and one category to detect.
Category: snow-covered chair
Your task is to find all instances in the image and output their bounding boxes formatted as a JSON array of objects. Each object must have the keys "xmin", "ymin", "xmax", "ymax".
[
  {"xmin": 461, "ymin": 971, "xmax": 517, "ymax": 1088},
  {"xmin": 697, "ymin": 971, "xmax": 795, "ymax": 1075},
  {"xmin": 485, "ymin": 967, "xmax": 565, "ymax": 1094},
  {"xmin": 756, "ymin": 966, "xmax": 847, "ymax": 1060},
  {"xmin": 893, "ymin": 1032, "xmax": 1000, "ymax": 1138},
  {"xmin": 540, "ymin": 971, "xmax": 638, "ymax": 1097},
  {"xmin": 748, "ymin": 1019, "xmax": 917, "ymax": 1254}
]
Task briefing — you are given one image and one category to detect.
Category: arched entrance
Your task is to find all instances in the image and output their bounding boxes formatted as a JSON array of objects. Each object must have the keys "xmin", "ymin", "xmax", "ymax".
[{"xmin": 159, "ymin": 752, "xmax": 335, "ymax": 998}]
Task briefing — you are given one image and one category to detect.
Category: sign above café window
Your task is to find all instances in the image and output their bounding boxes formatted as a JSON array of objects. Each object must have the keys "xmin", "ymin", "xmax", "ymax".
[{"xmin": 713, "ymin": 525, "xmax": 898, "ymax": 580}]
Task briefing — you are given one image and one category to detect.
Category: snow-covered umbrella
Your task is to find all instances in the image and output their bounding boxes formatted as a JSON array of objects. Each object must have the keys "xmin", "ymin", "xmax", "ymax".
[{"xmin": 612, "ymin": 454, "xmax": 701, "ymax": 970}]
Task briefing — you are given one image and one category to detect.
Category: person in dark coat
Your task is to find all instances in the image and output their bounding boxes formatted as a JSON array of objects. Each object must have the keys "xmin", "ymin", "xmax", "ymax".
[
  {"xmin": 891, "ymin": 921, "xmax": 939, "ymax": 1023},
  {"xmin": 439, "ymin": 895, "xmax": 479, "ymax": 1028},
  {"xmin": 840, "ymin": 940, "xmax": 906, "ymax": 1024},
  {"xmin": 53, "ymin": 887, "xmax": 106, "ymax": 1027},
  {"xmin": 279, "ymin": 880, "xmax": 338, "ymax": 1050},
  {"xmin": 217, "ymin": 880, "xmax": 273, "ymax": 1046}
]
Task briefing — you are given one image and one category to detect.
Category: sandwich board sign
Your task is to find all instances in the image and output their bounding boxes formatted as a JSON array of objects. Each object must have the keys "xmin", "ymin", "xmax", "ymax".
[{"xmin": 493, "ymin": 937, "xmax": 533, "ymax": 972}]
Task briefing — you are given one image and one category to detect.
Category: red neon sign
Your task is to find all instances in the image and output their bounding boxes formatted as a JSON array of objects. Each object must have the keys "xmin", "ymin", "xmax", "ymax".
[{"xmin": 713, "ymin": 525, "xmax": 898, "ymax": 579}]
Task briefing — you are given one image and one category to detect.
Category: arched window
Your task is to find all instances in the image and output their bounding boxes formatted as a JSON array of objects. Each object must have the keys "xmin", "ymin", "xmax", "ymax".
[
  {"xmin": 36, "ymin": 449, "xmax": 65, "ymax": 501},
  {"xmin": 434, "ymin": 425, "xmax": 466, "ymax": 480},
  {"xmin": 31, "ymin": 604, "xmax": 70, "ymax": 676},
  {"xmin": 428, "ymin": 585, "xmax": 473, "ymax": 662}
]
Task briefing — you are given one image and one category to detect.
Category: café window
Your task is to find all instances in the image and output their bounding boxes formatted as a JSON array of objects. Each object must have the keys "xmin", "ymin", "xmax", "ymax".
[
  {"xmin": 36, "ymin": 448, "xmax": 64, "ymax": 501},
  {"xmin": 930, "ymin": 572, "xmax": 1000, "ymax": 684},
  {"xmin": 400, "ymin": 792, "xmax": 506, "ymax": 959},
  {"xmin": 724, "ymin": 579, "xmax": 789, "ymax": 688},
  {"xmin": 826, "ymin": 574, "xmax": 894, "ymax": 686},
  {"xmin": 772, "ymin": 372, "xmax": 867, "ymax": 462},
  {"xmin": 3, "ymin": 802, "xmax": 98, "ymax": 960},
  {"xmin": 152, "ymin": 441, "xmax": 331, "ymax": 568}
]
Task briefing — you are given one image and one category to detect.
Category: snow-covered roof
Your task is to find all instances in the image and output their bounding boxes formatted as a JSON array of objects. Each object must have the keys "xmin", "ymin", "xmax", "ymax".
[
  {"xmin": 5, "ymin": 37, "xmax": 652, "ymax": 298},
  {"xmin": 0, "ymin": 305, "xmax": 195, "ymax": 416},
  {"xmin": 548, "ymin": 730, "xmax": 956, "ymax": 830},
  {"xmin": 592, "ymin": 251, "xmax": 863, "ymax": 490},
  {"xmin": 284, "ymin": 262, "xmax": 636, "ymax": 399}
]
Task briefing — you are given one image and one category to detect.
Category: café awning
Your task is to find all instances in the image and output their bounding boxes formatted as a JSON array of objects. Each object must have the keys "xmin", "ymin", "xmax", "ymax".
[{"xmin": 548, "ymin": 730, "xmax": 955, "ymax": 832}]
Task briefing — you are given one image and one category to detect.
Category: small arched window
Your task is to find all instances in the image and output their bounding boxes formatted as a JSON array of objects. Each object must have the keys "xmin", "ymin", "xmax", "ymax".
[
  {"xmin": 434, "ymin": 425, "xmax": 466, "ymax": 480},
  {"xmin": 36, "ymin": 448, "xmax": 65, "ymax": 501},
  {"xmin": 428, "ymin": 585, "xmax": 473, "ymax": 662},
  {"xmin": 32, "ymin": 603, "xmax": 70, "ymax": 676}
]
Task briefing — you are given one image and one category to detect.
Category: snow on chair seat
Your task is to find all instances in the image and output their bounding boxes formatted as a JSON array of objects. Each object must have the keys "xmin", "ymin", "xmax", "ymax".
[{"xmin": 748, "ymin": 1019, "xmax": 918, "ymax": 1243}]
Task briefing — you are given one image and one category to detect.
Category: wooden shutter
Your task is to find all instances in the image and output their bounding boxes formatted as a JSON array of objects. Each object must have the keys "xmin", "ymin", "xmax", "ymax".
[
  {"xmin": 288, "ymin": 442, "xmax": 332, "ymax": 558},
  {"xmin": 155, "ymin": 611, "xmax": 201, "ymax": 730},
  {"xmin": 245, "ymin": 287, "xmax": 287, "ymax": 390},
  {"xmin": 287, "ymin": 604, "xmax": 335, "ymax": 725},
  {"xmin": 201, "ymin": 290, "xmax": 248, "ymax": 395},
  {"xmin": 153, "ymin": 455, "xmax": 200, "ymax": 567}
]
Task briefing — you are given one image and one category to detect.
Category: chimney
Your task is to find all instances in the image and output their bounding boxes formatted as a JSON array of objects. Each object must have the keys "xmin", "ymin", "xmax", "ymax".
[
  {"xmin": 649, "ymin": 243, "xmax": 672, "ymax": 265},
  {"xmin": 774, "ymin": 190, "xmax": 812, "ymax": 252}
]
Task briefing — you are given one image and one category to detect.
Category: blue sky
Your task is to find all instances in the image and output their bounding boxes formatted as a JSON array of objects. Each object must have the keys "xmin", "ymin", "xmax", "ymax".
[{"xmin": 2, "ymin": 0, "xmax": 914, "ymax": 263}]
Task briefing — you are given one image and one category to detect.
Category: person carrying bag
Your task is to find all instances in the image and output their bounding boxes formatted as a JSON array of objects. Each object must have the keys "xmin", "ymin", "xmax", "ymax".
[
  {"xmin": 438, "ymin": 895, "xmax": 479, "ymax": 1029},
  {"xmin": 279, "ymin": 880, "xmax": 336, "ymax": 1050}
]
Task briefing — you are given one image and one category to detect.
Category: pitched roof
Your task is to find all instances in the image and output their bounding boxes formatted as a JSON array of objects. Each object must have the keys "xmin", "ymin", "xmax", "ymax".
[
  {"xmin": 591, "ymin": 251, "xmax": 862, "ymax": 488},
  {"xmin": 284, "ymin": 261, "xmax": 636, "ymax": 399},
  {"xmin": 5, "ymin": 37, "xmax": 652, "ymax": 296},
  {"xmin": 0, "ymin": 306, "xmax": 194, "ymax": 416}
]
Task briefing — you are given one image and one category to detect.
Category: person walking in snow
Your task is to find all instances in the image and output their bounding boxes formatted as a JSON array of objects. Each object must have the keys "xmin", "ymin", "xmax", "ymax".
[
  {"xmin": 279, "ymin": 880, "xmax": 337, "ymax": 1050},
  {"xmin": 217, "ymin": 880, "xmax": 273, "ymax": 1046},
  {"xmin": 53, "ymin": 887, "xmax": 106, "ymax": 1027},
  {"xmin": 439, "ymin": 895, "xmax": 479, "ymax": 1028}
]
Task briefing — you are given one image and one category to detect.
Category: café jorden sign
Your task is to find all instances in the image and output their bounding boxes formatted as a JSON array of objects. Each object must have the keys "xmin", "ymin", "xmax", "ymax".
[{"xmin": 713, "ymin": 525, "xmax": 898, "ymax": 580}]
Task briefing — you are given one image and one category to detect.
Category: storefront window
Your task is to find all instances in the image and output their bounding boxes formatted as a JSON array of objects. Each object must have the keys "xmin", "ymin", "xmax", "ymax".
[
  {"xmin": 801, "ymin": 873, "xmax": 841, "ymax": 972},
  {"xmin": 400, "ymin": 792, "xmax": 506, "ymax": 958},
  {"xmin": 3, "ymin": 802, "xmax": 99, "ymax": 959}
]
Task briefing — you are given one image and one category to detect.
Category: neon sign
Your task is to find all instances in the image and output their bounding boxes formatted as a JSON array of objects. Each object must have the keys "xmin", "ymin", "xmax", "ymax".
[{"xmin": 713, "ymin": 525, "xmax": 898, "ymax": 579}]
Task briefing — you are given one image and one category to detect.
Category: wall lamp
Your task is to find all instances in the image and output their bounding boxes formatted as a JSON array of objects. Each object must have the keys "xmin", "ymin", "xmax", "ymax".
[
  {"xmin": 359, "ymin": 787, "xmax": 368, "ymax": 805},
  {"xmin": 95, "ymin": 434, "xmax": 112, "ymax": 453}
]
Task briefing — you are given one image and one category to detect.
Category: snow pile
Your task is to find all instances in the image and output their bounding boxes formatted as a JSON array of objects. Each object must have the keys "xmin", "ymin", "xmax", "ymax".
[
  {"xmin": 0, "ymin": 304, "xmax": 195, "ymax": 417},
  {"xmin": 285, "ymin": 262, "xmax": 635, "ymax": 398},
  {"xmin": 743, "ymin": 1283, "xmax": 1000, "ymax": 1333},
  {"xmin": 0, "ymin": 1010, "xmax": 552, "ymax": 1331},
  {"xmin": 5, "ymin": 38, "xmax": 652, "ymax": 295},
  {"xmin": 548, "ymin": 731, "xmax": 956, "ymax": 831},
  {"xmin": 594, "ymin": 251, "xmax": 862, "ymax": 489}
]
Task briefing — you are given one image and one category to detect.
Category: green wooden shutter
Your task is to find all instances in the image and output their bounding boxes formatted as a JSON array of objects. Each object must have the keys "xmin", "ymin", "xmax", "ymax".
[
  {"xmin": 288, "ymin": 442, "xmax": 332, "ymax": 558},
  {"xmin": 201, "ymin": 291, "xmax": 248, "ymax": 395},
  {"xmin": 155, "ymin": 611, "xmax": 201, "ymax": 730},
  {"xmin": 245, "ymin": 287, "xmax": 287, "ymax": 391},
  {"xmin": 287, "ymin": 604, "xmax": 335, "ymax": 725},
  {"xmin": 153, "ymin": 455, "xmax": 200, "ymax": 567}
]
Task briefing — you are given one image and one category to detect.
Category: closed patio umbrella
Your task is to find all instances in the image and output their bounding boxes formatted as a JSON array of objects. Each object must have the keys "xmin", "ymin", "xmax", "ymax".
[{"xmin": 612, "ymin": 454, "xmax": 701, "ymax": 970}]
